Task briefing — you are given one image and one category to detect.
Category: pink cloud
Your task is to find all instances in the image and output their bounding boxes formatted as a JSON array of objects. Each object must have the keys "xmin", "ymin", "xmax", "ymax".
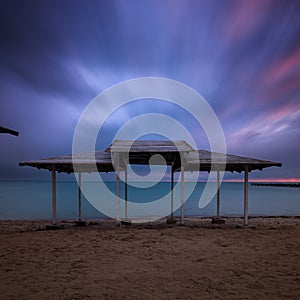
[
  {"xmin": 223, "ymin": 0, "xmax": 272, "ymax": 41},
  {"xmin": 228, "ymin": 103, "xmax": 300, "ymax": 146},
  {"xmin": 260, "ymin": 76, "xmax": 300, "ymax": 104},
  {"xmin": 268, "ymin": 103, "xmax": 299, "ymax": 122},
  {"xmin": 264, "ymin": 47, "xmax": 300, "ymax": 86},
  {"xmin": 257, "ymin": 47, "xmax": 300, "ymax": 106}
]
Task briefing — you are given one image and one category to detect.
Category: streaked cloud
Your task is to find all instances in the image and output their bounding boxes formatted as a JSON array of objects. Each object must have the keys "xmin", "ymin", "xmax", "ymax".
[{"xmin": 0, "ymin": 0, "xmax": 299, "ymax": 181}]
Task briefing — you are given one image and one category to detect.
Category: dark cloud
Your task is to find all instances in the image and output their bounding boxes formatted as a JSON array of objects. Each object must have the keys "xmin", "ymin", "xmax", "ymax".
[{"xmin": 1, "ymin": 0, "xmax": 300, "ymax": 180}]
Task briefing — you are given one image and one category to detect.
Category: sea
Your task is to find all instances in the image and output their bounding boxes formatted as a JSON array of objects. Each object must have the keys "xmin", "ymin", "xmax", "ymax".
[{"xmin": 0, "ymin": 181, "xmax": 299, "ymax": 220}]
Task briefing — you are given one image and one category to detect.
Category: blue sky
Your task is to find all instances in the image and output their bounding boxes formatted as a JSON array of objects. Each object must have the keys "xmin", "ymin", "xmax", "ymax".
[{"xmin": 1, "ymin": 0, "xmax": 299, "ymax": 181}]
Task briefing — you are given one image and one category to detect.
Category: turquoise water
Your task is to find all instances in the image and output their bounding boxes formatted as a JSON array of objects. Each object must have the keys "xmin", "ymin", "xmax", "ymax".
[{"xmin": 0, "ymin": 181, "xmax": 299, "ymax": 220}]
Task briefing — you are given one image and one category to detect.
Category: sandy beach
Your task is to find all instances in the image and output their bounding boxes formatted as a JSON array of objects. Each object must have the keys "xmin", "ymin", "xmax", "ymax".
[{"xmin": 0, "ymin": 217, "xmax": 299, "ymax": 299}]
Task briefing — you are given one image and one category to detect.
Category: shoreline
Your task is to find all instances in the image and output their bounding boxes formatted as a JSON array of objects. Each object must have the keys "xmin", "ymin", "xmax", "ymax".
[{"xmin": 0, "ymin": 215, "xmax": 299, "ymax": 234}]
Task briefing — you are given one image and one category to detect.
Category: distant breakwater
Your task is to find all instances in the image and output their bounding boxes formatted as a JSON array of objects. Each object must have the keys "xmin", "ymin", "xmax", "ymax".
[{"xmin": 251, "ymin": 183, "xmax": 300, "ymax": 188}]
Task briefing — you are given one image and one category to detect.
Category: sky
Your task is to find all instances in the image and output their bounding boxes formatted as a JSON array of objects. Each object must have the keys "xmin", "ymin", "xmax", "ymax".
[{"xmin": 0, "ymin": 0, "xmax": 299, "ymax": 181}]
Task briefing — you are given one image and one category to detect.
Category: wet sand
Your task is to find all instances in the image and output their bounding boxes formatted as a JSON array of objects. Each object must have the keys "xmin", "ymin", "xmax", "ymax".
[{"xmin": 0, "ymin": 217, "xmax": 299, "ymax": 299}]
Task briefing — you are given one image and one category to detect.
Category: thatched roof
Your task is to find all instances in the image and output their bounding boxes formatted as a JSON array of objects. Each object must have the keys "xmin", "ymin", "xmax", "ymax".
[{"xmin": 19, "ymin": 140, "xmax": 282, "ymax": 174}]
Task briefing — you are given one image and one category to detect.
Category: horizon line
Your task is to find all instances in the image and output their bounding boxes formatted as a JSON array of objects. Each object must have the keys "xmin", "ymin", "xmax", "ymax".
[
  {"xmin": 223, "ymin": 178, "xmax": 300, "ymax": 183},
  {"xmin": 1, "ymin": 177, "xmax": 299, "ymax": 183}
]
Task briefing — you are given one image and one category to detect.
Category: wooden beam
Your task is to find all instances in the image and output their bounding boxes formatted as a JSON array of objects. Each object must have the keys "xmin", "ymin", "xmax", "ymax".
[
  {"xmin": 244, "ymin": 165, "xmax": 249, "ymax": 226},
  {"xmin": 52, "ymin": 165, "xmax": 57, "ymax": 225},
  {"xmin": 115, "ymin": 154, "xmax": 120, "ymax": 220},
  {"xmin": 171, "ymin": 162, "xmax": 174, "ymax": 219},
  {"xmin": 125, "ymin": 166, "xmax": 128, "ymax": 219},
  {"xmin": 78, "ymin": 172, "xmax": 82, "ymax": 221},
  {"xmin": 180, "ymin": 160, "xmax": 185, "ymax": 225},
  {"xmin": 217, "ymin": 171, "xmax": 220, "ymax": 217}
]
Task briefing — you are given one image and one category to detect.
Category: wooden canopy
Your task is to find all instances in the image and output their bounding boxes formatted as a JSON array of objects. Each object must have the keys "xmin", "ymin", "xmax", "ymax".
[
  {"xmin": 19, "ymin": 139, "xmax": 282, "ymax": 226},
  {"xmin": 19, "ymin": 140, "xmax": 281, "ymax": 174}
]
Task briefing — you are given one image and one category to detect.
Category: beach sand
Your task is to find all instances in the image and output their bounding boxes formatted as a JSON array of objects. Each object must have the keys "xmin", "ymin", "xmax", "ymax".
[{"xmin": 0, "ymin": 217, "xmax": 299, "ymax": 299}]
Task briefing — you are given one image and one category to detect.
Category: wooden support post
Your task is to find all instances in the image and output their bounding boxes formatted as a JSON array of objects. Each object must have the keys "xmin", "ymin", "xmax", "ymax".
[
  {"xmin": 171, "ymin": 162, "xmax": 174, "ymax": 219},
  {"xmin": 52, "ymin": 165, "xmax": 57, "ymax": 225},
  {"xmin": 217, "ymin": 171, "xmax": 220, "ymax": 217},
  {"xmin": 244, "ymin": 165, "xmax": 249, "ymax": 226},
  {"xmin": 115, "ymin": 155, "xmax": 120, "ymax": 220},
  {"xmin": 181, "ymin": 160, "xmax": 185, "ymax": 225},
  {"xmin": 125, "ymin": 166, "xmax": 128, "ymax": 219},
  {"xmin": 78, "ymin": 172, "xmax": 82, "ymax": 221}
]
